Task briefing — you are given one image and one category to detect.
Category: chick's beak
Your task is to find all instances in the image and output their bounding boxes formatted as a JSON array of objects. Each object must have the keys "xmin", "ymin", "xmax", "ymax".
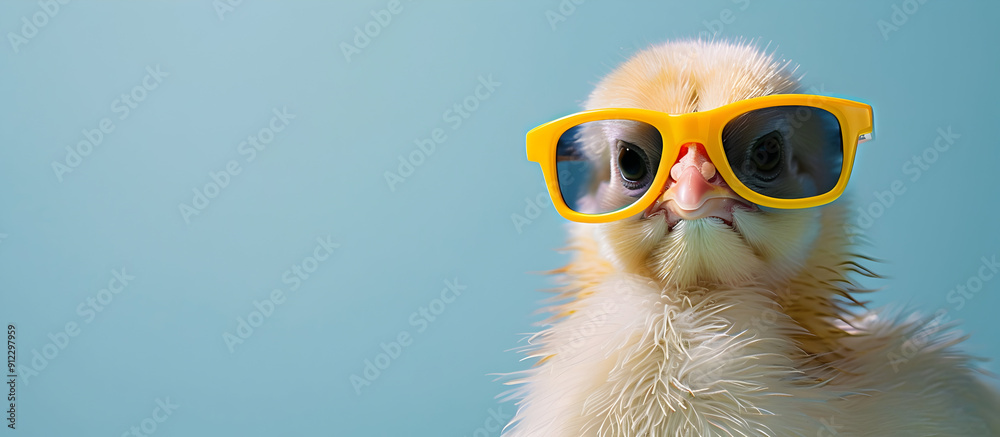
[{"xmin": 647, "ymin": 143, "xmax": 755, "ymax": 225}]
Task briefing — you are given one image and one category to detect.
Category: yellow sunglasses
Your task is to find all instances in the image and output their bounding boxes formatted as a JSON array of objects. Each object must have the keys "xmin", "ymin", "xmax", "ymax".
[{"xmin": 526, "ymin": 94, "xmax": 874, "ymax": 223}]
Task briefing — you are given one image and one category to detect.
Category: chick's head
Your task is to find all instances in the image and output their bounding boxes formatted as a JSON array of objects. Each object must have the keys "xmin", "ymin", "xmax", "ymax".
[{"xmin": 568, "ymin": 41, "xmax": 841, "ymax": 288}]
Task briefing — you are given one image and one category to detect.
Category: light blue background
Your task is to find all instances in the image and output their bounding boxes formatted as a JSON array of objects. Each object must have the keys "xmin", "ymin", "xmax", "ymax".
[{"xmin": 1, "ymin": 1, "xmax": 998, "ymax": 436}]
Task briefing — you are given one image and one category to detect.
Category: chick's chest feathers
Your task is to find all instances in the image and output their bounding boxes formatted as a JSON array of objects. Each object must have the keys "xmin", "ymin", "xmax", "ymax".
[
  {"xmin": 503, "ymin": 221, "xmax": 1000, "ymax": 437},
  {"xmin": 504, "ymin": 224, "xmax": 840, "ymax": 436}
]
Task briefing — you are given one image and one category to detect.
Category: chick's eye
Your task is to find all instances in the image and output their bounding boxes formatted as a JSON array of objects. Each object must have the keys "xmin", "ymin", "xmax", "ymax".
[
  {"xmin": 617, "ymin": 142, "xmax": 648, "ymax": 183},
  {"xmin": 748, "ymin": 131, "xmax": 783, "ymax": 181}
]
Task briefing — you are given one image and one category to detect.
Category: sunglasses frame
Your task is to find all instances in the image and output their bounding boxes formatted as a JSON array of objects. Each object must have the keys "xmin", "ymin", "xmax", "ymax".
[{"xmin": 526, "ymin": 94, "xmax": 874, "ymax": 224}]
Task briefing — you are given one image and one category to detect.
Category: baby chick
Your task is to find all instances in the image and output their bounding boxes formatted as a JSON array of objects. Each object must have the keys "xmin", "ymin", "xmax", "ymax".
[{"xmin": 504, "ymin": 40, "xmax": 1000, "ymax": 437}]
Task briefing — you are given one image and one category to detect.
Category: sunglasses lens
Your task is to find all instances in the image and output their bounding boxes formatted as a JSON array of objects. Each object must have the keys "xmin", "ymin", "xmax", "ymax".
[
  {"xmin": 722, "ymin": 106, "xmax": 844, "ymax": 200},
  {"xmin": 555, "ymin": 119, "xmax": 663, "ymax": 214}
]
